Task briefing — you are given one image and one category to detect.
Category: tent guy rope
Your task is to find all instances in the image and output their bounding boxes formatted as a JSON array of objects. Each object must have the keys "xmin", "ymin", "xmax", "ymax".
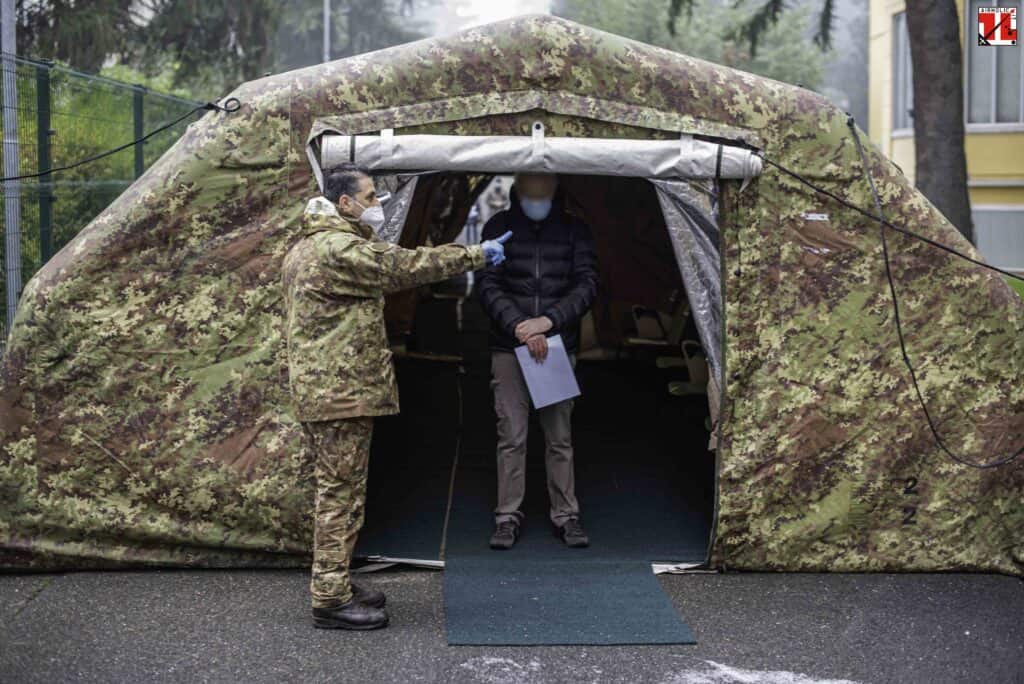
[
  {"xmin": 708, "ymin": 124, "xmax": 1023, "ymax": 468},
  {"xmin": 752, "ymin": 140, "xmax": 1024, "ymax": 286},
  {"xmin": 846, "ymin": 119, "xmax": 1022, "ymax": 469},
  {"xmin": 750, "ymin": 118, "xmax": 1021, "ymax": 469},
  {"xmin": 0, "ymin": 97, "xmax": 241, "ymax": 183}
]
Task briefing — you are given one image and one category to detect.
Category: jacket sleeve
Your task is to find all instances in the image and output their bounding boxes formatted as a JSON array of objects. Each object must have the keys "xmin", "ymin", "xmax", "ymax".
[
  {"xmin": 322, "ymin": 231, "xmax": 487, "ymax": 297},
  {"xmin": 476, "ymin": 214, "xmax": 530, "ymax": 338},
  {"xmin": 541, "ymin": 219, "xmax": 598, "ymax": 332}
]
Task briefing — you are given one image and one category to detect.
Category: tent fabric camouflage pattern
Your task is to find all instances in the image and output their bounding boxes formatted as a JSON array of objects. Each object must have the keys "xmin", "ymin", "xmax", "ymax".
[{"xmin": 1, "ymin": 15, "xmax": 1021, "ymax": 575}]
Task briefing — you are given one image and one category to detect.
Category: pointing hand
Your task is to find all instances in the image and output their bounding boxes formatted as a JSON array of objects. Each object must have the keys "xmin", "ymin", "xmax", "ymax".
[{"xmin": 481, "ymin": 230, "xmax": 513, "ymax": 266}]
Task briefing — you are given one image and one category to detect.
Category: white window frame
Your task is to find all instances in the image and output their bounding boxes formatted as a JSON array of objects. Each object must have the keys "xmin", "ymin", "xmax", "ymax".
[
  {"xmin": 972, "ymin": 204, "xmax": 1024, "ymax": 274},
  {"xmin": 964, "ymin": 2, "xmax": 1024, "ymax": 132},
  {"xmin": 892, "ymin": 11, "xmax": 914, "ymax": 136}
]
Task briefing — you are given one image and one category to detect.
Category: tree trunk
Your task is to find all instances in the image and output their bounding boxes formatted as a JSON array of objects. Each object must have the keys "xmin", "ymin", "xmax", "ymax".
[{"xmin": 905, "ymin": 1, "xmax": 974, "ymax": 243}]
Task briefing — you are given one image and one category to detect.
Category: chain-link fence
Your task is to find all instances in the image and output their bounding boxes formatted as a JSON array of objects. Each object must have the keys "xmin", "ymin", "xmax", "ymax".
[{"xmin": 1, "ymin": 54, "xmax": 204, "ymax": 354}]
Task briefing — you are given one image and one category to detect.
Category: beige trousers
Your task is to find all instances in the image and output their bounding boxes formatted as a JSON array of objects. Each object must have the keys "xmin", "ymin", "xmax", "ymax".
[{"xmin": 490, "ymin": 350, "xmax": 580, "ymax": 526}]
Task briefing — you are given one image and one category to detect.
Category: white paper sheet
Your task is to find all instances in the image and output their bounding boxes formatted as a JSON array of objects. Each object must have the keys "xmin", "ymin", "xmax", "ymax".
[{"xmin": 514, "ymin": 334, "xmax": 581, "ymax": 409}]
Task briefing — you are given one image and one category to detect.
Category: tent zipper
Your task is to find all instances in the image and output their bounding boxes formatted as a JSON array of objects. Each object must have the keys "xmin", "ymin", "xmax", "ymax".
[{"xmin": 533, "ymin": 222, "xmax": 540, "ymax": 316}]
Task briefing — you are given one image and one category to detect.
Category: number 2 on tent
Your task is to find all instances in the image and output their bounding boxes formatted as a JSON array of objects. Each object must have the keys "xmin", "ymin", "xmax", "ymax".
[{"xmin": 901, "ymin": 477, "xmax": 918, "ymax": 525}]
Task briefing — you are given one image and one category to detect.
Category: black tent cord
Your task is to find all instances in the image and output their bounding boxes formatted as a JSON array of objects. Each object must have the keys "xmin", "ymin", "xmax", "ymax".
[
  {"xmin": 755, "ymin": 147, "xmax": 1024, "ymax": 286},
  {"xmin": 755, "ymin": 117, "xmax": 1020, "ymax": 469},
  {"xmin": 0, "ymin": 97, "xmax": 241, "ymax": 183}
]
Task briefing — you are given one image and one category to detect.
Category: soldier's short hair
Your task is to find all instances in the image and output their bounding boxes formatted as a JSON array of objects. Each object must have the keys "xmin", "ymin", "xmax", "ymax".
[{"xmin": 323, "ymin": 163, "xmax": 370, "ymax": 203}]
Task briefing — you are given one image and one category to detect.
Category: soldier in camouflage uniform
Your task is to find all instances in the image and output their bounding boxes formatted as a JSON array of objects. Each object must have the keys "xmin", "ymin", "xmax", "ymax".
[{"xmin": 281, "ymin": 164, "xmax": 509, "ymax": 630}]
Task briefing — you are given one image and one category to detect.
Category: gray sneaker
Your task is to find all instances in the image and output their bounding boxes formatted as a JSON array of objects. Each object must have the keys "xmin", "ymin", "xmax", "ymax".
[
  {"xmin": 555, "ymin": 517, "xmax": 589, "ymax": 548},
  {"xmin": 490, "ymin": 520, "xmax": 520, "ymax": 549}
]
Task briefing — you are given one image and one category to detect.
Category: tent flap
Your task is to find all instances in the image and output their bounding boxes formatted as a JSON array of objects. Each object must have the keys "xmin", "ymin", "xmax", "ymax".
[
  {"xmin": 651, "ymin": 179, "xmax": 723, "ymax": 383},
  {"xmin": 371, "ymin": 173, "xmax": 422, "ymax": 244}
]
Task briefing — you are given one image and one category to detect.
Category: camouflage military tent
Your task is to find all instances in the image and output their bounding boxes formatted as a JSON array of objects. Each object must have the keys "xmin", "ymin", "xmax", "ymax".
[{"xmin": 1, "ymin": 15, "xmax": 1021, "ymax": 575}]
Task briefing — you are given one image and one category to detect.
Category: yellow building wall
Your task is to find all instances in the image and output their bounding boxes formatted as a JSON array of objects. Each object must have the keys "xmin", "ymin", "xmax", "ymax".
[{"xmin": 868, "ymin": 0, "xmax": 1024, "ymax": 207}]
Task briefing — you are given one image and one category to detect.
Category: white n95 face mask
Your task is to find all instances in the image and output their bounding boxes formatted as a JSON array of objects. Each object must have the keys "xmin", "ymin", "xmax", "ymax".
[{"xmin": 354, "ymin": 200, "xmax": 386, "ymax": 232}]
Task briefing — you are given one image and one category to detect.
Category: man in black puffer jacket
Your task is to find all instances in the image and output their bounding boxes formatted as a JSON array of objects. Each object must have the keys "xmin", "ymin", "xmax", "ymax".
[{"xmin": 476, "ymin": 173, "xmax": 598, "ymax": 550}]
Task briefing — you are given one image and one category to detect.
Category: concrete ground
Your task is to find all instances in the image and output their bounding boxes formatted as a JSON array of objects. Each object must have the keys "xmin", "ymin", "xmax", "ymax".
[{"xmin": 1, "ymin": 568, "xmax": 1021, "ymax": 683}]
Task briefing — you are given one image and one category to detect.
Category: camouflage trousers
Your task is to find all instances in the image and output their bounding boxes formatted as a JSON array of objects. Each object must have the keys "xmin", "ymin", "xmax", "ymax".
[{"xmin": 301, "ymin": 416, "xmax": 374, "ymax": 609}]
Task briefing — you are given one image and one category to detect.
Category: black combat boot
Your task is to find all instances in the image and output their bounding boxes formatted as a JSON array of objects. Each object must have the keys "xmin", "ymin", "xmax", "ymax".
[
  {"xmin": 352, "ymin": 582, "xmax": 386, "ymax": 608},
  {"xmin": 312, "ymin": 598, "xmax": 389, "ymax": 630},
  {"xmin": 489, "ymin": 519, "xmax": 520, "ymax": 549},
  {"xmin": 554, "ymin": 516, "xmax": 589, "ymax": 548}
]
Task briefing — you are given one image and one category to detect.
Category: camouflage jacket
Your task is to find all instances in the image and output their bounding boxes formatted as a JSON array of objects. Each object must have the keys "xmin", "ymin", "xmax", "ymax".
[{"xmin": 282, "ymin": 196, "xmax": 487, "ymax": 421}]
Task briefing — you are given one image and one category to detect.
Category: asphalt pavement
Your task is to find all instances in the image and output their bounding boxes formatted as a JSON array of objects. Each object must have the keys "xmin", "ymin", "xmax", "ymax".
[{"xmin": 1, "ymin": 567, "xmax": 1021, "ymax": 683}]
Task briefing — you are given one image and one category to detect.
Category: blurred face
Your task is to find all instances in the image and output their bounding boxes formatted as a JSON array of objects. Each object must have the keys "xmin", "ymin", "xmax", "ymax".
[
  {"xmin": 337, "ymin": 175, "xmax": 379, "ymax": 218},
  {"xmin": 514, "ymin": 173, "xmax": 558, "ymax": 200}
]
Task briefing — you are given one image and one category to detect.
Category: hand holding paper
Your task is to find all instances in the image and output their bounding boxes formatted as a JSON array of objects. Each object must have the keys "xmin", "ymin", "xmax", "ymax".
[
  {"xmin": 514, "ymin": 334, "xmax": 580, "ymax": 409},
  {"xmin": 515, "ymin": 316, "xmax": 553, "ymax": 343},
  {"xmin": 526, "ymin": 334, "xmax": 548, "ymax": 361}
]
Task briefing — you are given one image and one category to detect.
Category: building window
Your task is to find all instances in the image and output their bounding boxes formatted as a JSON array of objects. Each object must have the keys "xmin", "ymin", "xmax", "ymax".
[
  {"xmin": 973, "ymin": 208, "xmax": 1024, "ymax": 273},
  {"xmin": 892, "ymin": 12, "xmax": 914, "ymax": 131},
  {"xmin": 966, "ymin": 1, "xmax": 1023, "ymax": 125}
]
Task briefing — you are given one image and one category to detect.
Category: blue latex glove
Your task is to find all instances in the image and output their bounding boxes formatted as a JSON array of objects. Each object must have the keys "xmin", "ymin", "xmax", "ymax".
[{"xmin": 481, "ymin": 230, "xmax": 513, "ymax": 266}]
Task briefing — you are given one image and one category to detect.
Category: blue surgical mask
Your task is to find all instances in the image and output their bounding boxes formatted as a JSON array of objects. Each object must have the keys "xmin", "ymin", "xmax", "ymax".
[{"xmin": 520, "ymin": 197, "xmax": 552, "ymax": 222}]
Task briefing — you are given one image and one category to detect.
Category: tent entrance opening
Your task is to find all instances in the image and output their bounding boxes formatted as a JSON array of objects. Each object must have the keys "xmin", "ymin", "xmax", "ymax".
[{"xmin": 354, "ymin": 173, "xmax": 720, "ymax": 567}]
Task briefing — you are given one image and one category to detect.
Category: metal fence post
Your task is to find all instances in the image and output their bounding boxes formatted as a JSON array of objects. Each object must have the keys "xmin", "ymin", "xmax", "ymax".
[
  {"xmin": 2, "ymin": 0, "xmax": 22, "ymax": 335},
  {"xmin": 36, "ymin": 61, "xmax": 53, "ymax": 262},
  {"xmin": 0, "ymin": 58, "xmax": 203, "ymax": 349},
  {"xmin": 133, "ymin": 85, "xmax": 145, "ymax": 178}
]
